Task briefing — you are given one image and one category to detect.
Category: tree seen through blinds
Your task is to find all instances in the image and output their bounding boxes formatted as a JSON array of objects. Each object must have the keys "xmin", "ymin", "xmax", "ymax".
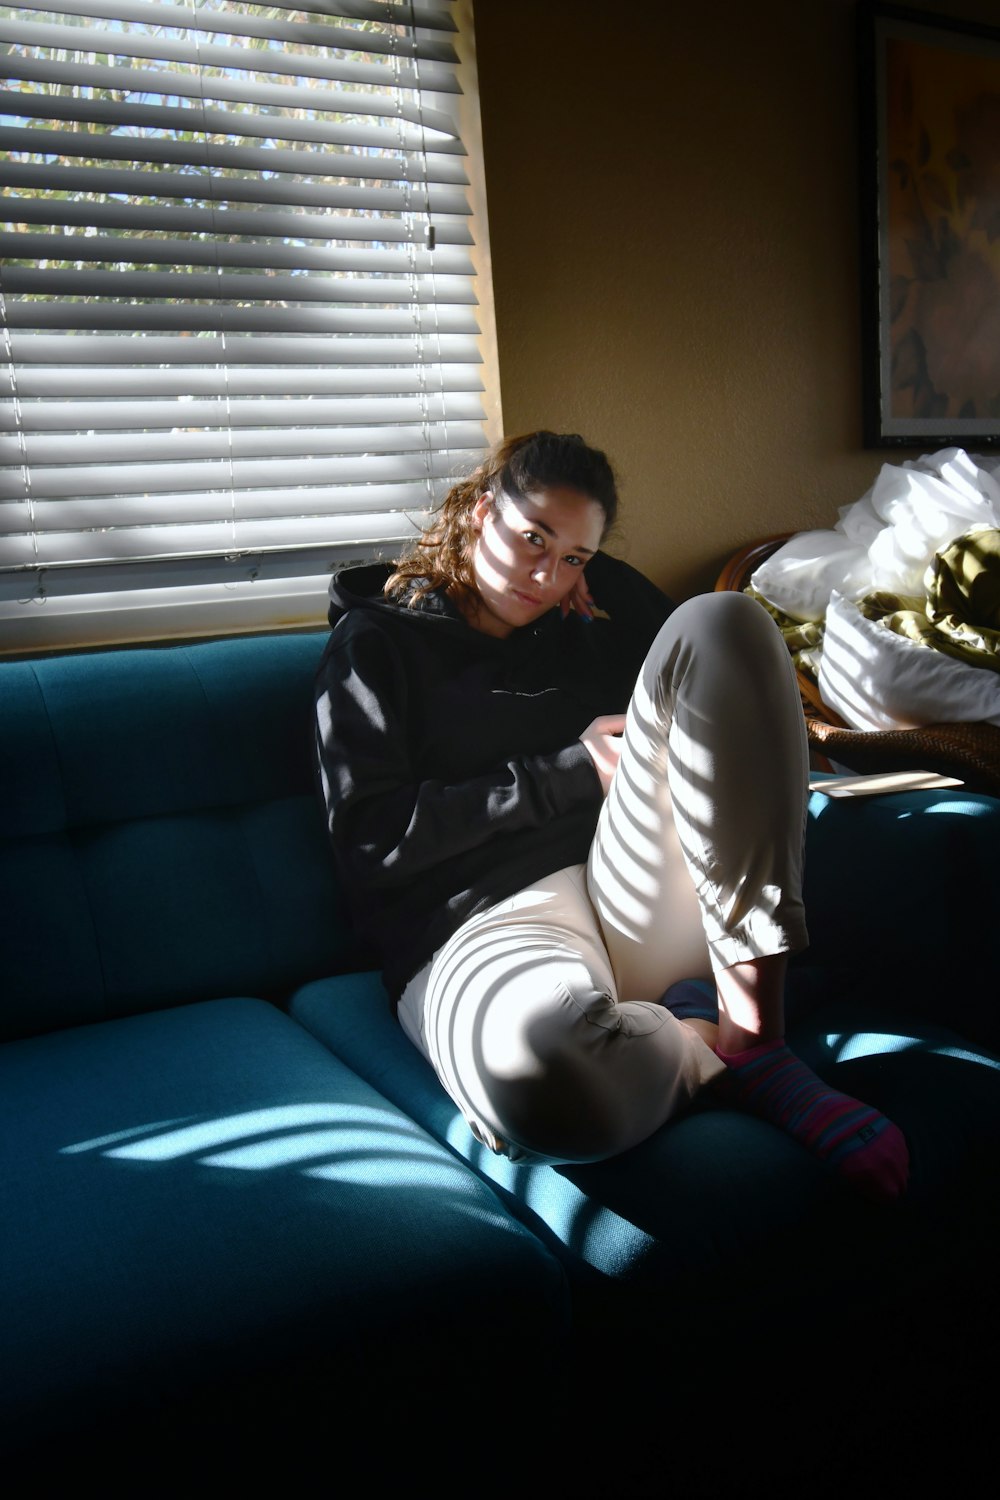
[{"xmin": 0, "ymin": 0, "xmax": 498, "ymax": 650}]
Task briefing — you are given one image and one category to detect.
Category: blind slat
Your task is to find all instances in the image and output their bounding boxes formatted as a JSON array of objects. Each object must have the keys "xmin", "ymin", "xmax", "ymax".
[
  {"xmin": 0, "ymin": 509, "xmax": 432, "ymax": 569},
  {"xmin": 2, "ymin": 197, "xmax": 475, "ymax": 245},
  {"xmin": 1, "ymin": 162, "xmax": 471, "ymax": 217},
  {"xmin": 1, "ymin": 127, "xmax": 469, "ymax": 186},
  {"xmin": 3, "ymin": 268, "xmax": 478, "ymax": 308},
  {"xmin": 7, "ymin": 481, "xmax": 458, "ymax": 533},
  {"xmin": 12, "ymin": 0, "xmax": 459, "ymax": 35},
  {"xmin": 0, "ymin": 232, "xmax": 475, "ymax": 277},
  {"xmin": 5, "ymin": 305, "xmax": 480, "ymax": 337},
  {"xmin": 2, "ymin": 420, "xmax": 488, "ymax": 469},
  {"xmin": 0, "ymin": 88, "xmax": 466, "ymax": 154},
  {"xmin": 7, "ymin": 364, "xmax": 486, "ymax": 399},
  {"xmin": 3, "ymin": 393, "xmax": 485, "ymax": 434},
  {"xmin": 1, "ymin": 447, "xmax": 487, "ymax": 502},
  {"xmin": 5, "ymin": 333, "xmax": 483, "ymax": 365},
  {"xmin": 4, "ymin": 0, "xmax": 459, "ymax": 57},
  {"xmin": 0, "ymin": 19, "xmax": 461, "ymax": 92}
]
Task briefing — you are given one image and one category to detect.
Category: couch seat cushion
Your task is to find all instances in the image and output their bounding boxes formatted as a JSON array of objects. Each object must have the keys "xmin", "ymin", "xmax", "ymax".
[
  {"xmin": 289, "ymin": 973, "xmax": 1000, "ymax": 1316},
  {"xmin": 0, "ymin": 996, "xmax": 567, "ymax": 1454}
]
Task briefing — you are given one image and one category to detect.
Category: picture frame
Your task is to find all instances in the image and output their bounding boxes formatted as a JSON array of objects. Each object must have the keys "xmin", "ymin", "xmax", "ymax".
[{"xmin": 859, "ymin": 2, "xmax": 1000, "ymax": 446}]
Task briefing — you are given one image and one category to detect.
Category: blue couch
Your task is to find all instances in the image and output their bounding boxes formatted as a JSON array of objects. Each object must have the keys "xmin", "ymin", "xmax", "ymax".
[{"xmin": 3, "ymin": 629, "xmax": 998, "ymax": 1492}]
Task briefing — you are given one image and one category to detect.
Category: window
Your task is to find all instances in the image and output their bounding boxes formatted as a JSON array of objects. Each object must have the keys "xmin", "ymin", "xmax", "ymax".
[{"xmin": 0, "ymin": 0, "xmax": 500, "ymax": 652}]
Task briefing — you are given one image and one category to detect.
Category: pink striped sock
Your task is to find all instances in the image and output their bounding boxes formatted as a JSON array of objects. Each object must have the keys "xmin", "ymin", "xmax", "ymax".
[{"xmin": 715, "ymin": 1038, "xmax": 909, "ymax": 1202}]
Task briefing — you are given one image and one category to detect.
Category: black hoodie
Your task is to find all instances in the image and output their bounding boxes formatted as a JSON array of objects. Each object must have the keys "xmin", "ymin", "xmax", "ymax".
[{"xmin": 314, "ymin": 551, "xmax": 674, "ymax": 1000}]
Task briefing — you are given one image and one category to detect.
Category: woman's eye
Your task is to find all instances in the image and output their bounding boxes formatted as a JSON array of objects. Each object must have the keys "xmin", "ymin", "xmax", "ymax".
[
  {"xmin": 564, "ymin": 555, "xmax": 584, "ymax": 568},
  {"xmin": 523, "ymin": 531, "xmax": 545, "ymax": 547}
]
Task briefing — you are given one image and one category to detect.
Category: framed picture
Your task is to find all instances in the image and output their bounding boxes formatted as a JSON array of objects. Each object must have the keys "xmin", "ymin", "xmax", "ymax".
[{"xmin": 859, "ymin": 2, "xmax": 1000, "ymax": 446}]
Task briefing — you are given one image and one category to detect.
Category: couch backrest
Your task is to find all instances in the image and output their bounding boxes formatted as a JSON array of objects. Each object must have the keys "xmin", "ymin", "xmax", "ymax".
[{"xmin": 0, "ymin": 631, "xmax": 363, "ymax": 1042}]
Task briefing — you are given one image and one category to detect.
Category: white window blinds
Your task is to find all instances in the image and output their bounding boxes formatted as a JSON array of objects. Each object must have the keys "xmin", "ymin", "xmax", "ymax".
[{"xmin": 0, "ymin": 0, "xmax": 499, "ymax": 651}]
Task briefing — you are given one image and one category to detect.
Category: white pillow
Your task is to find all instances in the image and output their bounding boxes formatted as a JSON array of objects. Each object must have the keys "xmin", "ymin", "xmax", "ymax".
[
  {"xmin": 750, "ymin": 531, "xmax": 872, "ymax": 623},
  {"xmin": 817, "ymin": 590, "xmax": 1000, "ymax": 731},
  {"xmin": 835, "ymin": 483, "xmax": 884, "ymax": 547},
  {"xmin": 866, "ymin": 450, "xmax": 1000, "ymax": 596}
]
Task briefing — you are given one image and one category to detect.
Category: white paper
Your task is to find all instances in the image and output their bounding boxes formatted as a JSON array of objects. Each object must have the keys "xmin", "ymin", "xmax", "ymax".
[{"xmin": 809, "ymin": 770, "xmax": 964, "ymax": 797}]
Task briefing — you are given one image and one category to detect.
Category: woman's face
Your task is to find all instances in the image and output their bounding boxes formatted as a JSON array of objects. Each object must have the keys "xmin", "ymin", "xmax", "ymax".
[{"xmin": 467, "ymin": 484, "xmax": 606, "ymax": 638}]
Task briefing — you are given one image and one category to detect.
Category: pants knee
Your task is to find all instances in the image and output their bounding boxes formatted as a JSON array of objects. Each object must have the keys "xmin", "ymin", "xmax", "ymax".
[
  {"xmin": 475, "ymin": 980, "xmax": 635, "ymax": 1163},
  {"xmin": 643, "ymin": 592, "xmax": 797, "ymax": 729},
  {"xmin": 665, "ymin": 590, "xmax": 785, "ymax": 668}
]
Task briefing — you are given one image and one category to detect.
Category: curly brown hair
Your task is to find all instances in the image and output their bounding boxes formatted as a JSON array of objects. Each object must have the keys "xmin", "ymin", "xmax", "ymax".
[{"xmin": 385, "ymin": 430, "xmax": 619, "ymax": 610}]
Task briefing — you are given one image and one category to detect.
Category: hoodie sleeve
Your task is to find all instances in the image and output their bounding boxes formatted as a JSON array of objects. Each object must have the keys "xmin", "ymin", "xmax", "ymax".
[{"xmin": 314, "ymin": 619, "xmax": 602, "ymax": 891}]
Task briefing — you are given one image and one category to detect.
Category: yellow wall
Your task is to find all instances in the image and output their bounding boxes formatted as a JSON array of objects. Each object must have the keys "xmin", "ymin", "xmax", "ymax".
[{"xmin": 472, "ymin": 0, "xmax": 1000, "ymax": 600}]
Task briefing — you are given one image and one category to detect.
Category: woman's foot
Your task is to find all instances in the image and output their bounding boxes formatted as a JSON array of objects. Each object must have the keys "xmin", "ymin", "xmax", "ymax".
[{"xmin": 714, "ymin": 1037, "xmax": 909, "ymax": 1202}]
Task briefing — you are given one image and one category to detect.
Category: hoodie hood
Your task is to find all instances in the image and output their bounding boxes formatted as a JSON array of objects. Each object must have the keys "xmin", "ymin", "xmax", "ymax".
[
  {"xmin": 327, "ymin": 561, "xmax": 565, "ymax": 646},
  {"xmin": 328, "ymin": 562, "xmax": 433, "ymax": 627}
]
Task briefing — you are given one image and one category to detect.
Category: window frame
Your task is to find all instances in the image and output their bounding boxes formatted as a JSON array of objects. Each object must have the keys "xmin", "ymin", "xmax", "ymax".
[{"xmin": 0, "ymin": 0, "xmax": 502, "ymax": 655}]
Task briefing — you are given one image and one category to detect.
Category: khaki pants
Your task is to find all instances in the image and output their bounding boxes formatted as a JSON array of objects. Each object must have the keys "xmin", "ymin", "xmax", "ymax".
[{"xmin": 399, "ymin": 592, "xmax": 809, "ymax": 1163}]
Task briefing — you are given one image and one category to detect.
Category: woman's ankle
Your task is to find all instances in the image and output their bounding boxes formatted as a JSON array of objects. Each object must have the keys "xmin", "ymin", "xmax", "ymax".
[
  {"xmin": 716, "ymin": 954, "xmax": 787, "ymax": 1051},
  {"xmin": 678, "ymin": 1016, "xmax": 719, "ymax": 1049}
]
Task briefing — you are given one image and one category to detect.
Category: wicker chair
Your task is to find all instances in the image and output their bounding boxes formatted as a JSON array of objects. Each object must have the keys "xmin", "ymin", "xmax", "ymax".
[{"xmin": 716, "ymin": 534, "xmax": 1000, "ymax": 797}]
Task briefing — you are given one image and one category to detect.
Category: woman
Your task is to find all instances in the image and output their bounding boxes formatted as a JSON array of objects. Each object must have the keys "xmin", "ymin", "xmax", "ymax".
[{"xmin": 314, "ymin": 430, "xmax": 908, "ymax": 1200}]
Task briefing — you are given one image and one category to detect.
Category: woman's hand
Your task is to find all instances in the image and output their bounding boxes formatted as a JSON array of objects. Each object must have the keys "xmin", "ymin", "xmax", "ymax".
[
  {"xmin": 560, "ymin": 569, "xmax": 595, "ymax": 620},
  {"xmin": 579, "ymin": 714, "xmax": 626, "ymax": 795}
]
